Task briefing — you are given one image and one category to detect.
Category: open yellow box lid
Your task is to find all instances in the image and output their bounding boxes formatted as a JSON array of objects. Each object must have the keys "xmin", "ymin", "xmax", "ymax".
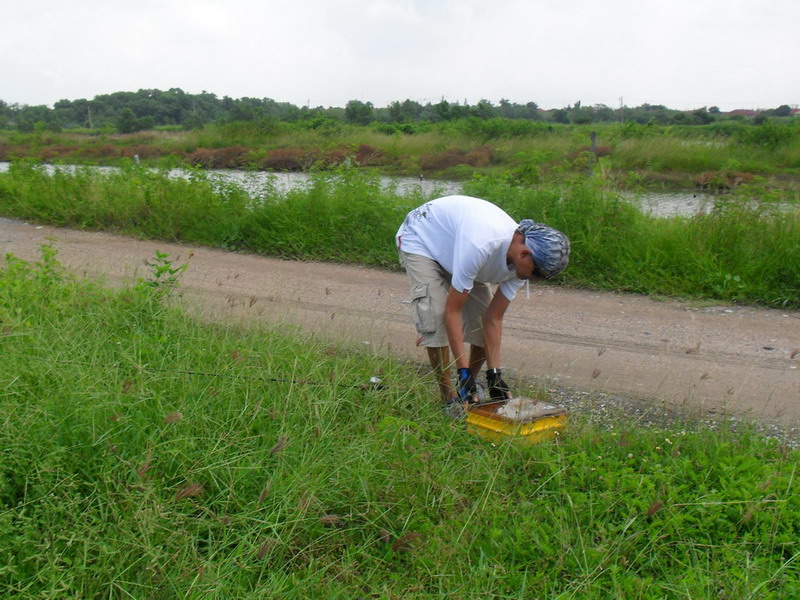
[{"xmin": 466, "ymin": 397, "xmax": 568, "ymax": 445}]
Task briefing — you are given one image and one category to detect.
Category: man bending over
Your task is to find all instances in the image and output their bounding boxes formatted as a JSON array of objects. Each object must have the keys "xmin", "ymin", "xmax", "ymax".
[{"xmin": 396, "ymin": 195, "xmax": 570, "ymax": 416}]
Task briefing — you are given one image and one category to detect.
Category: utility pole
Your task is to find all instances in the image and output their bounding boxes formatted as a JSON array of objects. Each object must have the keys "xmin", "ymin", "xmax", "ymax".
[{"xmin": 619, "ymin": 97, "xmax": 624, "ymax": 123}]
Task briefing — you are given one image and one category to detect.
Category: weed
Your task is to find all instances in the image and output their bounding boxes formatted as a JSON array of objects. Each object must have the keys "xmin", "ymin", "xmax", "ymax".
[{"xmin": 135, "ymin": 249, "xmax": 189, "ymax": 299}]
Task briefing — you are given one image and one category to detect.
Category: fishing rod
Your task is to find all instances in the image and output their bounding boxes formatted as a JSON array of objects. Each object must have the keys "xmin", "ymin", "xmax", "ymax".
[{"xmin": 28, "ymin": 357, "xmax": 387, "ymax": 391}]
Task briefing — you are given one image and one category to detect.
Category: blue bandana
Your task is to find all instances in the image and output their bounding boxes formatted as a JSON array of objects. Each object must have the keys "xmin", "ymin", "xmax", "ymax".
[{"xmin": 517, "ymin": 219, "xmax": 570, "ymax": 278}]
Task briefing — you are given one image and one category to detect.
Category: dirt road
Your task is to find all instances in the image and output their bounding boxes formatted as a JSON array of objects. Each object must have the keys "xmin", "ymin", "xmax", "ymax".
[{"xmin": 3, "ymin": 217, "xmax": 798, "ymax": 426}]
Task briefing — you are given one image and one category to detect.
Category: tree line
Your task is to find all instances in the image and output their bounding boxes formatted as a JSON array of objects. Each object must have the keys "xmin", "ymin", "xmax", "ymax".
[{"xmin": 0, "ymin": 88, "xmax": 796, "ymax": 134}]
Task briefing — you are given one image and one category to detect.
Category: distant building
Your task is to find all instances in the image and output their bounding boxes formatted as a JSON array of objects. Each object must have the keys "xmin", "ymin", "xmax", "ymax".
[{"xmin": 725, "ymin": 109, "xmax": 760, "ymax": 117}]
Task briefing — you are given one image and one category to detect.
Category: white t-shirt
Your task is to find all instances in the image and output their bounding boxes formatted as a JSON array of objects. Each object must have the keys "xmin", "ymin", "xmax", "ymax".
[{"xmin": 396, "ymin": 195, "xmax": 525, "ymax": 300}]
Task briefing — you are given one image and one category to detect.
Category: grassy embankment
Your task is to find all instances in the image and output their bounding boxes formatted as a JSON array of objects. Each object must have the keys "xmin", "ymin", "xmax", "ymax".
[
  {"xmin": 1, "ymin": 248, "xmax": 798, "ymax": 598},
  {"xmin": 0, "ymin": 161, "xmax": 798, "ymax": 308},
  {"xmin": 2, "ymin": 119, "xmax": 799, "ymax": 190}
]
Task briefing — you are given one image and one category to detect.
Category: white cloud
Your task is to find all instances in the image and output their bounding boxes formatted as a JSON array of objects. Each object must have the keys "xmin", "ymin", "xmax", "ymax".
[{"xmin": 1, "ymin": 0, "xmax": 797, "ymax": 110}]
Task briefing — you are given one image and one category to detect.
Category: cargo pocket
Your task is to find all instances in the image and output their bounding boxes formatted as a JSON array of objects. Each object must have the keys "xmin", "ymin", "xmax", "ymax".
[{"xmin": 410, "ymin": 283, "xmax": 436, "ymax": 334}]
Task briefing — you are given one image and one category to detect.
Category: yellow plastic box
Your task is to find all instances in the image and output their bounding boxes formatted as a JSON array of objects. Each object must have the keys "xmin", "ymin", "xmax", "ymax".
[{"xmin": 466, "ymin": 397, "xmax": 567, "ymax": 445}]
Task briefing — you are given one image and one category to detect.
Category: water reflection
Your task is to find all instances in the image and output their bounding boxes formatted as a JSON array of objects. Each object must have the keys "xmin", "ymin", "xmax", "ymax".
[
  {"xmin": 622, "ymin": 191, "xmax": 715, "ymax": 218},
  {"xmin": 196, "ymin": 169, "xmax": 462, "ymax": 198}
]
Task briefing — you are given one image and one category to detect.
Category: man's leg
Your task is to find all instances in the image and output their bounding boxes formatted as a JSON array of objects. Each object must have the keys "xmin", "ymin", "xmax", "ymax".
[
  {"xmin": 469, "ymin": 344, "xmax": 486, "ymax": 376},
  {"xmin": 427, "ymin": 346, "xmax": 454, "ymax": 402},
  {"xmin": 464, "ymin": 282, "xmax": 490, "ymax": 380},
  {"xmin": 428, "ymin": 344, "xmax": 484, "ymax": 404}
]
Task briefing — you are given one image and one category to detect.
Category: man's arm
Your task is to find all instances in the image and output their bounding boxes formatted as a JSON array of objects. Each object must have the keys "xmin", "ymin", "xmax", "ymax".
[
  {"xmin": 482, "ymin": 289, "xmax": 511, "ymax": 370},
  {"xmin": 444, "ymin": 287, "xmax": 470, "ymax": 369}
]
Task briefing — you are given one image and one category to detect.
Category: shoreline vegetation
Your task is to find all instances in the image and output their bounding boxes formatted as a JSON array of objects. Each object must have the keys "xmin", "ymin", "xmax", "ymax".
[
  {"xmin": 0, "ymin": 160, "xmax": 798, "ymax": 309},
  {"xmin": 2, "ymin": 118, "xmax": 799, "ymax": 193},
  {"xmin": 1, "ymin": 247, "xmax": 798, "ymax": 598}
]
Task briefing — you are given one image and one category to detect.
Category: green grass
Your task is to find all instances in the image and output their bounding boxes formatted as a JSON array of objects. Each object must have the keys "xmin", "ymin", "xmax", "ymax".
[
  {"xmin": 1, "ymin": 160, "xmax": 798, "ymax": 308},
  {"xmin": 1, "ymin": 248, "xmax": 798, "ymax": 598}
]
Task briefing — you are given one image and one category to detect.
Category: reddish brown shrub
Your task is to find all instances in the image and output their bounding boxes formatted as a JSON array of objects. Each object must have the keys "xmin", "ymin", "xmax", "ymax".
[
  {"xmin": 355, "ymin": 144, "xmax": 386, "ymax": 166},
  {"xmin": 260, "ymin": 147, "xmax": 318, "ymax": 171},
  {"xmin": 124, "ymin": 144, "xmax": 165, "ymax": 160},
  {"xmin": 83, "ymin": 144, "xmax": 123, "ymax": 159},
  {"xmin": 185, "ymin": 148, "xmax": 215, "ymax": 168},
  {"xmin": 464, "ymin": 146, "xmax": 492, "ymax": 168},
  {"xmin": 39, "ymin": 145, "xmax": 78, "ymax": 160},
  {"xmin": 0, "ymin": 144, "xmax": 31, "ymax": 160},
  {"xmin": 419, "ymin": 148, "xmax": 468, "ymax": 171},
  {"xmin": 419, "ymin": 146, "xmax": 493, "ymax": 171},
  {"xmin": 186, "ymin": 146, "xmax": 249, "ymax": 169},
  {"xmin": 323, "ymin": 147, "xmax": 349, "ymax": 167}
]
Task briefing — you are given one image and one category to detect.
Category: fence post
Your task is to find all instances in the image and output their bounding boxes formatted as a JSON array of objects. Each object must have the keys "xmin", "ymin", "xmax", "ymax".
[{"xmin": 588, "ymin": 131, "xmax": 597, "ymax": 176}]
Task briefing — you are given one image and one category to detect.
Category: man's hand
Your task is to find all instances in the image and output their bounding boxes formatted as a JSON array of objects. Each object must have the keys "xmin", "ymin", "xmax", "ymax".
[
  {"xmin": 487, "ymin": 368, "xmax": 512, "ymax": 401},
  {"xmin": 457, "ymin": 368, "xmax": 479, "ymax": 403}
]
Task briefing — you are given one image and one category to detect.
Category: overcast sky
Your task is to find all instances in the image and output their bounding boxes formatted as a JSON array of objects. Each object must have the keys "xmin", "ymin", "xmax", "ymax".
[{"xmin": 2, "ymin": 0, "xmax": 798, "ymax": 111}]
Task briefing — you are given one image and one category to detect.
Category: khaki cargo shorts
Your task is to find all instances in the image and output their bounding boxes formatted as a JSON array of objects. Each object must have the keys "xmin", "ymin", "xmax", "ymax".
[{"xmin": 399, "ymin": 250, "xmax": 491, "ymax": 348}]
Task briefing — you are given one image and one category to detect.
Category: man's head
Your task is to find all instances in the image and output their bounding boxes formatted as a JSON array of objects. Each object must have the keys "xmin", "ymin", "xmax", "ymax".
[{"xmin": 511, "ymin": 220, "xmax": 570, "ymax": 279}]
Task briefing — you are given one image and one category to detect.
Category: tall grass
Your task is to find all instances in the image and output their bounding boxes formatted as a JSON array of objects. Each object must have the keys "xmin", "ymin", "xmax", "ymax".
[
  {"xmin": 465, "ymin": 176, "xmax": 800, "ymax": 307},
  {"xmin": 1, "ymin": 161, "xmax": 797, "ymax": 307},
  {"xmin": 3, "ymin": 120, "xmax": 799, "ymax": 185},
  {"xmin": 2, "ymin": 249, "xmax": 798, "ymax": 598}
]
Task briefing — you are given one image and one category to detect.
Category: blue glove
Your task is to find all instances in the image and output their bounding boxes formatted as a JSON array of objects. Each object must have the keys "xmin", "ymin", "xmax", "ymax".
[{"xmin": 457, "ymin": 367, "xmax": 478, "ymax": 403}]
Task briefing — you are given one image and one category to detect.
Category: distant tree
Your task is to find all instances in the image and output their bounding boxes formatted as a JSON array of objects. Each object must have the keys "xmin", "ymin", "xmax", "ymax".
[
  {"xmin": 387, "ymin": 99, "xmax": 424, "ymax": 122},
  {"xmin": 570, "ymin": 105, "xmax": 593, "ymax": 124},
  {"xmin": 227, "ymin": 98, "xmax": 265, "ymax": 122},
  {"xmin": 431, "ymin": 99, "xmax": 451, "ymax": 122},
  {"xmin": 0, "ymin": 100, "xmax": 10, "ymax": 128},
  {"xmin": 625, "ymin": 104, "xmax": 673, "ymax": 124},
  {"xmin": 670, "ymin": 111, "xmax": 693, "ymax": 125},
  {"xmin": 115, "ymin": 108, "xmax": 150, "ymax": 133},
  {"xmin": 137, "ymin": 116, "xmax": 155, "ymax": 130},
  {"xmin": 493, "ymin": 99, "xmax": 541, "ymax": 120},
  {"xmin": 472, "ymin": 99, "xmax": 495, "ymax": 119},
  {"xmin": 344, "ymin": 100, "xmax": 374, "ymax": 125},
  {"xmin": 691, "ymin": 107, "xmax": 715, "ymax": 125},
  {"xmin": 16, "ymin": 105, "xmax": 58, "ymax": 132},
  {"xmin": 770, "ymin": 105, "xmax": 792, "ymax": 117},
  {"xmin": 497, "ymin": 98, "xmax": 513, "ymax": 118},
  {"xmin": 115, "ymin": 108, "xmax": 138, "ymax": 133},
  {"xmin": 551, "ymin": 108, "xmax": 570, "ymax": 124},
  {"xmin": 592, "ymin": 104, "xmax": 614, "ymax": 122},
  {"xmin": 3, "ymin": 90, "xmax": 769, "ymax": 131},
  {"xmin": 182, "ymin": 113, "xmax": 205, "ymax": 130}
]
